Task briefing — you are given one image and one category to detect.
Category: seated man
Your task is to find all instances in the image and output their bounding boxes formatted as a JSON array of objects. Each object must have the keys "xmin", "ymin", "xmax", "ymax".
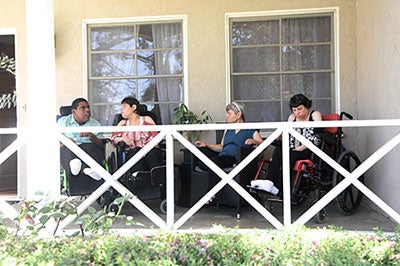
[{"xmin": 57, "ymin": 97, "xmax": 105, "ymax": 180}]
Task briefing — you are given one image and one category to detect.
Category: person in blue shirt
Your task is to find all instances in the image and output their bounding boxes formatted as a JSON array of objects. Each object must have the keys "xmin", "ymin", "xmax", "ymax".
[
  {"xmin": 195, "ymin": 102, "xmax": 263, "ymax": 203},
  {"xmin": 57, "ymin": 98, "xmax": 105, "ymax": 180}
]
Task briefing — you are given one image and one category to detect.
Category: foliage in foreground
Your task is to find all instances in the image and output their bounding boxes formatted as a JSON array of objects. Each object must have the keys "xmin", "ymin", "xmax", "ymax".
[{"xmin": 0, "ymin": 225, "xmax": 400, "ymax": 265}]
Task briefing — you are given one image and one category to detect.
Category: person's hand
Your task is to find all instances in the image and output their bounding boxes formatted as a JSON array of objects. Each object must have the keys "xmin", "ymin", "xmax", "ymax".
[
  {"xmin": 245, "ymin": 138, "xmax": 257, "ymax": 146},
  {"xmin": 293, "ymin": 145, "xmax": 306, "ymax": 151},
  {"xmin": 113, "ymin": 136, "xmax": 131, "ymax": 146},
  {"xmin": 79, "ymin": 132, "xmax": 94, "ymax": 138},
  {"xmin": 195, "ymin": 141, "xmax": 207, "ymax": 147}
]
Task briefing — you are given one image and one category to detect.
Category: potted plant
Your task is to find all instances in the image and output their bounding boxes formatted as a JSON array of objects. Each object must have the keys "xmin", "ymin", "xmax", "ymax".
[{"xmin": 173, "ymin": 103, "xmax": 212, "ymax": 142}]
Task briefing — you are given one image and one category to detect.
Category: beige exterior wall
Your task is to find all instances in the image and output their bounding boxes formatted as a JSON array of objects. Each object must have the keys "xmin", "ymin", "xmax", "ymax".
[
  {"xmin": 357, "ymin": 0, "xmax": 400, "ymax": 212},
  {"xmin": 0, "ymin": 0, "xmax": 357, "ymax": 125},
  {"xmin": 52, "ymin": 0, "xmax": 357, "ymax": 123}
]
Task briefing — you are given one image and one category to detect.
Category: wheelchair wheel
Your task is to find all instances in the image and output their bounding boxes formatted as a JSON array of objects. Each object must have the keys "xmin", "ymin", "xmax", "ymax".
[
  {"xmin": 160, "ymin": 199, "xmax": 167, "ymax": 214},
  {"xmin": 313, "ymin": 188, "xmax": 326, "ymax": 223},
  {"xmin": 314, "ymin": 208, "xmax": 327, "ymax": 224},
  {"xmin": 332, "ymin": 150, "xmax": 364, "ymax": 215}
]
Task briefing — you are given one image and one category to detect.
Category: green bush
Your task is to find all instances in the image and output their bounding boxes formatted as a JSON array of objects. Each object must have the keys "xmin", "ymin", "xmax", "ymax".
[
  {"xmin": 1, "ymin": 198, "xmax": 399, "ymax": 265},
  {"xmin": 0, "ymin": 225, "xmax": 399, "ymax": 265}
]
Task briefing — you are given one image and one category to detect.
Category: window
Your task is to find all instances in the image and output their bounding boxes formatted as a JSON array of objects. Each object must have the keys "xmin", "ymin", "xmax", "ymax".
[
  {"xmin": 228, "ymin": 11, "xmax": 336, "ymax": 122},
  {"xmin": 86, "ymin": 19, "xmax": 184, "ymax": 125}
]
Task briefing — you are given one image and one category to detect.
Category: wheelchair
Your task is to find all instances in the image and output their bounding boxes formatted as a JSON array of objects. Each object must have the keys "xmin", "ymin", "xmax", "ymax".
[
  {"xmin": 59, "ymin": 106, "xmax": 168, "ymax": 214},
  {"xmin": 95, "ymin": 142, "xmax": 168, "ymax": 214},
  {"xmin": 250, "ymin": 112, "xmax": 364, "ymax": 223},
  {"xmin": 95, "ymin": 110, "xmax": 168, "ymax": 214}
]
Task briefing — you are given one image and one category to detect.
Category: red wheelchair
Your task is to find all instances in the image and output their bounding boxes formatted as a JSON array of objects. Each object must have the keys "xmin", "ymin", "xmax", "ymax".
[{"xmin": 250, "ymin": 112, "xmax": 364, "ymax": 223}]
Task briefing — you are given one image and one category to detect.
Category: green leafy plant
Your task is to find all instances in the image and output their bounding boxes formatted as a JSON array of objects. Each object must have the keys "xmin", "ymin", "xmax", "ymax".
[
  {"xmin": 75, "ymin": 195, "xmax": 140, "ymax": 237},
  {"xmin": 173, "ymin": 103, "xmax": 212, "ymax": 125},
  {"xmin": 173, "ymin": 103, "xmax": 212, "ymax": 141},
  {"xmin": 9, "ymin": 195, "xmax": 137, "ymax": 238}
]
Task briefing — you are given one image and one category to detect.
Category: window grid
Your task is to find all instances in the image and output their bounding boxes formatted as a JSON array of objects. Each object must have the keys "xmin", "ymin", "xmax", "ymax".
[
  {"xmin": 230, "ymin": 13, "xmax": 335, "ymax": 122},
  {"xmin": 87, "ymin": 21, "xmax": 183, "ymax": 125}
]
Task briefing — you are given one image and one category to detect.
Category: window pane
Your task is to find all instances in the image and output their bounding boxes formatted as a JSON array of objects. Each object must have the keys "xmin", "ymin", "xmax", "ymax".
[
  {"xmin": 91, "ymin": 104, "xmax": 121, "ymax": 126},
  {"xmin": 244, "ymin": 101, "xmax": 282, "ymax": 122},
  {"xmin": 232, "ymin": 20, "xmax": 279, "ymax": 46},
  {"xmin": 91, "ymin": 53, "xmax": 135, "ymax": 77},
  {"xmin": 232, "ymin": 47, "xmax": 280, "ymax": 72},
  {"xmin": 137, "ymin": 50, "xmax": 154, "ymax": 76},
  {"xmin": 137, "ymin": 78, "xmax": 156, "ymax": 102},
  {"xmin": 282, "ymin": 73, "xmax": 331, "ymax": 98},
  {"xmin": 232, "ymin": 75, "xmax": 280, "ymax": 100},
  {"xmin": 151, "ymin": 23, "xmax": 182, "ymax": 48},
  {"xmin": 154, "ymin": 77, "xmax": 183, "ymax": 102},
  {"xmin": 282, "ymin": 17, "xmax": 331, "ymax": 43},
  {"xmin": 90, "ymin": 26, "xmax": 135, "ymax": 51},
  {"xmin": 154, "ymin": 50, "xmax": 183, "ymax": 75},
  {"xmin": 90, "ymin": 79, "xmax": 136, "ymax": 103},
  {"xmin": 311, "ymin": 99, "xmax": 332, "ymax": 115},
  {"xmin": 282, "ymin": 45, "xmax": 331, "ymax": 71},
  {"xmin": 137, "ymin": 24, "xmax": 154, "ymax": 49}
]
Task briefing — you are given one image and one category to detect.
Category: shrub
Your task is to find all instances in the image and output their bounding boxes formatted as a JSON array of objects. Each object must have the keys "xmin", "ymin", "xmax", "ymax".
[{"xmin": 0, "ymin": 225, "xmax": 399, "ymax": 265}]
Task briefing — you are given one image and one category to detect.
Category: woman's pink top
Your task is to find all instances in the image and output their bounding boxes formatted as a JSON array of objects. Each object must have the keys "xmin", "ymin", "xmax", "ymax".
[{"xmin": 111, "ymin": 116, "xmax": 158, "ymax": 149}]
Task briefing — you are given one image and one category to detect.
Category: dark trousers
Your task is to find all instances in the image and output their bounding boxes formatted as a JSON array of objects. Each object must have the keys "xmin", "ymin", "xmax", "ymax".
[
  {"xmin": 266, "ymin": 144, "xmax": 312, "ymax": 192},
  {"xmin": 124, "ymin": 147, "xmax": 164, "ymax": 173},
  {"xmin": 60, "ymin": 142, "xmax": 105, "ymax": 176},
  {"xmin": 195, "ymin": 147, "xmax": 237, "ymax": 190}
]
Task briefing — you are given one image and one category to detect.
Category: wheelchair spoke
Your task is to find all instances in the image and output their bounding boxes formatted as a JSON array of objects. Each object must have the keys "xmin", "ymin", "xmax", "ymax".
[{"xmin": 333, "ymin": 150, "xmax": 364, "ymax": 215}]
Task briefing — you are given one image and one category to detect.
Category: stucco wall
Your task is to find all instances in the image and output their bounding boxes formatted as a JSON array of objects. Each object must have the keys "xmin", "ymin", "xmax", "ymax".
[
  {"xmin": 52, "ymin": 0, "xmax": 357, "ymax": 123},
  {"xmin": 357, "ymin": 0, "xmax": 400, "ymax": 213}
]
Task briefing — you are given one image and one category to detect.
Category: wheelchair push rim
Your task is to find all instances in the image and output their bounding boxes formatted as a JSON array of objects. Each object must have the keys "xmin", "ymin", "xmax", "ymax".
[{"xmin": 332, "ymin": 150, "xmax": 364, "ymax": 215}]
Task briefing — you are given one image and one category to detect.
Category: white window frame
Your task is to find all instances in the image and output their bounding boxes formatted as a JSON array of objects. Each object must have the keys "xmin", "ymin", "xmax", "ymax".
[
  {"xmin": 225, "ymin": 7, "xmax": 340, "ymax": 114},
  {"xmin": 82, "ymin": 15, "xmax": 188, "ymax": 115}
]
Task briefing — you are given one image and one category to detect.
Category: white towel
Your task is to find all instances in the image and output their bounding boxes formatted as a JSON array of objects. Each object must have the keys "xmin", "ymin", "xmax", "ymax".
[{"xmin": 250, "ymin": 179, "xmax": 279, "ymax": 195}]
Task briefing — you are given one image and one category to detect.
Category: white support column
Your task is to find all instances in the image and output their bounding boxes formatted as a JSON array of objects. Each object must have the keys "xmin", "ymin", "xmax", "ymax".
[{"xmin": 25, "ymin": 0, "xmax": 59, "ymax": 199}]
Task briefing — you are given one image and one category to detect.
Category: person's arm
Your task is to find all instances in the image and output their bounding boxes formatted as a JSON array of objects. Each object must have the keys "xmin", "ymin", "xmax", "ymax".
[
  {"xmin": 311, "ymin": 110, "xmax": 322, "ymax": 122},
  {"xmin": 80, "ymin": 119, "xmax": 105, "ymax": 146},
  {"xmin": 80, "ymin": 132, "xmax": 104, "ymax": 146},
  {"xmin": 195, "ymin": 130, "xmax": 225, "ymax": 152},
  {"xmin": 245, "ymin": 130, "xmax": 263, "ymax": 146}
]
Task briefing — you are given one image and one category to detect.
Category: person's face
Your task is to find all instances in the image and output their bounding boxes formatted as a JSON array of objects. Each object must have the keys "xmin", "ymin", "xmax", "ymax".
[
  {"xmin": 225, "ymin": 109, "xmax": 241, "ymax": 123},
  {"xmin": 120, "ymin": 102, "xmax": 136, "ymax": 119},
  {"xmin": 72, "ymin": 101, "xmax": 91, "ymax": 124},
  {"xmin": 291, "ymin": 105, "xmax": 309, "ymax": 120}
]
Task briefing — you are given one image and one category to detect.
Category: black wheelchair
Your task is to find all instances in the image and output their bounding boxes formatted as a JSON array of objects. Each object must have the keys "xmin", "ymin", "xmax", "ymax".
[
  {"xmin": 95, "ymin": 142, "xmax": 168, "ymax": 214},
  {"xmin": 250, "ymin": 112, "xmax": 364, "ymax": 223},
  {"xmin": 59, "ymin": 106, "xmax": 169, "ymax": 214}
]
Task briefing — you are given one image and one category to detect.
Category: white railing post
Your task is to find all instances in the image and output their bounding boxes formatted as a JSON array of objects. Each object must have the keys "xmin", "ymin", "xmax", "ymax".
[
  {"xmin": 165, "ymin": 129, "xmax": 175, "ymax": 229},
  {"xmin": 281, "ymin": 126, "xmax": 292, "ymax": 226}
]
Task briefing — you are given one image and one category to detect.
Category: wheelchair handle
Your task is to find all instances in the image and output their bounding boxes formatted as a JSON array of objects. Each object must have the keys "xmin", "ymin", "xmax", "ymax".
[{"xmin": 340, "ymin": 111, "xmax": 353, "ymax": 120}]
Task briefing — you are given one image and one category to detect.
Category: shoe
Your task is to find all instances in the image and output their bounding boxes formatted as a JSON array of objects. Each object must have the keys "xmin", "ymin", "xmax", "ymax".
[
  {"xmin": 69, "ymin": 158, "xmax": 82, "ymax": 176},
  {"xmin": 83, "ymin": 168, "xmax": 102, "ymax": 181}
]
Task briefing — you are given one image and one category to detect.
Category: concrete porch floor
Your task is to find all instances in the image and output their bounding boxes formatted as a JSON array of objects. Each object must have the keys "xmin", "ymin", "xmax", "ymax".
[{"xmin": 105, "ymin": 198, "xmax": 397, "ymax": 232}]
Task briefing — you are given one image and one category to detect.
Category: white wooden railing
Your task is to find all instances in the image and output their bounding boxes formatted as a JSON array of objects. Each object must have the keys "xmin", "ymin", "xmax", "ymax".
[{"xmin": 1, "ymin": 120, "xmax": 400, "ymax": 231}]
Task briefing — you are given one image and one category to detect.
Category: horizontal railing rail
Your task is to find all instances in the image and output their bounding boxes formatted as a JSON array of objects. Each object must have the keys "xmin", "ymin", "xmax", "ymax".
[{"xmin": 0, "ymin": 119, "xmax": 399, "ymax": 232}]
